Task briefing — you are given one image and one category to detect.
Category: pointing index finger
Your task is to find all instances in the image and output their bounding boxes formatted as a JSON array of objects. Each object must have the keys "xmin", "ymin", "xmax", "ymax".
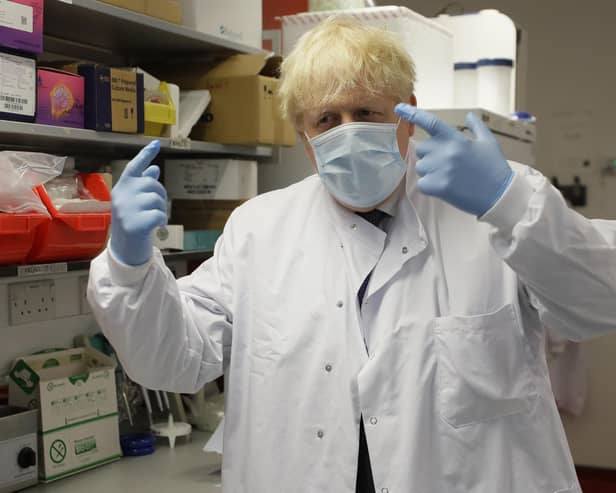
[
  {"xmin": 395, "ymin": 104, "xmax": 457, "ymax": 140},
  {"xmin": 123, "ymin": 140, "xmax": 161, "ymax": 178}
]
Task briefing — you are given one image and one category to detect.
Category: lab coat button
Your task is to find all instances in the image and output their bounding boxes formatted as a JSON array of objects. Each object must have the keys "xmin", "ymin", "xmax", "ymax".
[
  {"xmin": 381, "ymin": 488, "xmax": 389, "ymax": 493},
  {"xmin": 325, "ymin": 364, "xmax": 332, "ymax": 372},
  {"xmin": 336, "ymin": 300, "xmax": 343, "ymax": 308},
  {"xmin": 370, "ymin": 417, "xmax": 377, "ymax": 425},
  {"xmin": 351, "ymin": 223, "xmax": 357, "ymax": 230},
  {"xmin": 402, "ymin": 246, "xmax": 408, "ymax": 254},
  {"xmin": 317, "ymin": 430, "xmax": 324, "ymax": 439}
]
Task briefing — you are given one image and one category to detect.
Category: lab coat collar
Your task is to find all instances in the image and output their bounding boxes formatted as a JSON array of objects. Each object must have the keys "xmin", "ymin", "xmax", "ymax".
[{"xmin": 322, "ymin": 139, "xmax": 428, "ymax": 307}]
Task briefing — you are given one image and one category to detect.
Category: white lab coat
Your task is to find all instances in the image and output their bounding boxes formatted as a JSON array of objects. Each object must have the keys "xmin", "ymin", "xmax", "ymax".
[{"xmin": 88, "ymin": 146, "xmax": 616, "ymax": 493}]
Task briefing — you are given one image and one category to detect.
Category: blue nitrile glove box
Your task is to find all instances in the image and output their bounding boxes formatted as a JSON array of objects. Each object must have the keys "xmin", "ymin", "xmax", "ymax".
[
  {"xmin": 183, "ymin": 230, "xmax": 223, "ymax": 251},
  {"xmin": 61, "ymin": 63, "xmax": 144, "ymax": 133}
]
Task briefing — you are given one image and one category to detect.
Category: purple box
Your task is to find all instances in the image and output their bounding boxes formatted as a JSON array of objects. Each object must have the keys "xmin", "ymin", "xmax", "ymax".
[
  {"xmin": 0, "ymin": 0, "xmax": 44, "ymax": 54},
  {"xmin": 36, "ymin": 68, "xmax": 85, "ymax": 129}
]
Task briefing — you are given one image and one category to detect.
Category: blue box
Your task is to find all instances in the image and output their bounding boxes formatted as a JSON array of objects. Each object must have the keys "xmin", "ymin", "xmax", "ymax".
[{"xmin": 63, "ymin": 64, "xmax": 144, "ymax": 133}]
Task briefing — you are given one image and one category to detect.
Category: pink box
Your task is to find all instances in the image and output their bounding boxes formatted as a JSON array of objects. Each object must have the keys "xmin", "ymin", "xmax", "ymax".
[
  {"xmin": 36, "ymin": 68, "xmax": 85, "ymax": 129},
  {"xmin": 0, "ymin": 0, "xmax": 44, "ymax": 54}
]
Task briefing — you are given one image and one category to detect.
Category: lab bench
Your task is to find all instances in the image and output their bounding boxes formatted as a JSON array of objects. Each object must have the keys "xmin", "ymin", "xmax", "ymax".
[{"xmin": 23, "ymin": 431, "xmax": 222, "ymax": 493}]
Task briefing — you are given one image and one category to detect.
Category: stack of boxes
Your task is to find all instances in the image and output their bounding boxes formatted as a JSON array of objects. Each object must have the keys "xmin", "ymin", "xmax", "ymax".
[{"xmin": 0, "ymin": 0, "xmax": 42, "ymax": 123}]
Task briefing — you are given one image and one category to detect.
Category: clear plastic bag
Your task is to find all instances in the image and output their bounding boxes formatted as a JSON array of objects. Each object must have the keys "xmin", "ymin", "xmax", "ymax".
[
  {"xmin": 46, "ymin": 172, "xmax": 110, "ymax": 213},
  {"xmin": 0, "ymin": 151, "xmax": 66, "ymax": 216}
]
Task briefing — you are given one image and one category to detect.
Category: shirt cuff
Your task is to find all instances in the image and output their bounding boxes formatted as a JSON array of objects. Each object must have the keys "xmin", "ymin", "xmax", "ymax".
[
  {"xmin": 107, "ymin": 247, "xmax": 156, "ymax": 287},
  {"xmin": 479, "ymin": 170, "xmax": 534, "ymax": 233}
]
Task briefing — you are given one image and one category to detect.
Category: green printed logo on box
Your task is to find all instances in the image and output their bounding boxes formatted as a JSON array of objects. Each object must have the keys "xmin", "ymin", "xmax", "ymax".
[
  {"xmin": 68, "ymin": 373, "xmax": 90, "ymax": 386},
  {"xmin": 9, "ymin": 360, "xmax": 39, "ymax": 395},
  {"xmin": 74, "ymin": 436, "xmax": 97, "ymax": 456},
  {"xmin": 50, "ymin": 439, "xmax": 67, "ymax": 464}
]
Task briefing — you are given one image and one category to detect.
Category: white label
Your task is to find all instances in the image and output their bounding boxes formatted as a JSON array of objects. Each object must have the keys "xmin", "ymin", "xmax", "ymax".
[
  {"xmin": 0, "ymin": 0, "xmax": 33, "ymax": 33},
  {"xmin": 0, "ymin": 433, "xmax": 37, "ymax": 486},
  {"xmin": 18, "ymin": 263, "xmax": 68, "ymax": 277},
  {"xmin": 0, "ymin": 52, "xmax": 35, "ymax": 116}
]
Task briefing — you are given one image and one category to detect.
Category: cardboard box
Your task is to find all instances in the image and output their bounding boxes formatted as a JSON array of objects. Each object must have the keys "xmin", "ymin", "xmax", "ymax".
[
  {"xmin": 146, "ymin": 0, "xmax": 182, "ymax": 24},
  {"xmin": 167, "ymin": 54, "xmax": 295, "ymax": 146},
  {"xmin": 97, "ymin": 0, "xmax": 147, "ymax": 13},
  {"xmin": 36, "ymin": 68, "xmax": 85, "ymax": 128},
  {"xmin": 8, "ymin": 348, "xmax": 121, "ymax": 483},
  {"xmin": 180, "ymin": 0, "xmax": 261, "ymax": 49},
  {"xmin": 164, "ymin": 159, "xmax": 257, "ymax": 200},
  {"xmin": 170, "ymin": 199, "xmax": 243, "ymax": 230},
  {"xmin": 0, "ymin": 0, "xmax": 44, "ymax": 54},
  {"xmin": 62, "ymin": 64, "xmax": 144, "ymax": 133},
  {"xmin": 0, "ymin": 50, "xmax": 35, "ymax": 122}
]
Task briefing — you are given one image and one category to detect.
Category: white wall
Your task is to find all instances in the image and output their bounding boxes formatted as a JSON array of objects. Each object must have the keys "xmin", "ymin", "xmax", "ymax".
[{"xmin": 397, "ymin": 0, "xmax": 616, "ymax": 468}]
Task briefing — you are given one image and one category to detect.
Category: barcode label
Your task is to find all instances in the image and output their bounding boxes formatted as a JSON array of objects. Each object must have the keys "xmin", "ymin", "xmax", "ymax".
[
  {"xmin": 0, "ymin": 95, "xmax": 29, "ymax": 104},
  {"xmin": 4, "ymin": 103, "xmax": 24, "ymax": 111},
  {"xmin": 0, "ymin": 0, "xmax": 33, "ymax": 33}
]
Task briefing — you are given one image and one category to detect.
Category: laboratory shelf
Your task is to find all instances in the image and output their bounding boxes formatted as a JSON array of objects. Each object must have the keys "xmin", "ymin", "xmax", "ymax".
[
  {"xmin": 0, "ymin": 250, "xmax": 213, "ymax": 279},
  {"xmin": 0, "ymin": 121, "xmax": 273, "ymax": 159},
  {"xmin": 44, "ymin": 0, "xmax": 264, "ymax": 64}
]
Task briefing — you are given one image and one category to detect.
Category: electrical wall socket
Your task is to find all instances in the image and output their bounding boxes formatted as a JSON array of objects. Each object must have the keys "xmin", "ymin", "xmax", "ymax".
[
  {"xmin": 79, "ymin": 276, "xmax": 91, "ymax": 315},
  {"xmin": 8, "ymin": 280, "xmax": 56, "ymax": 326}
]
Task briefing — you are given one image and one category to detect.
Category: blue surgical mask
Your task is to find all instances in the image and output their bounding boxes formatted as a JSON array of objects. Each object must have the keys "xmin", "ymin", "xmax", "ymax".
[{"xmin": 307, "ymin": 120, "xmax": 407, "ymax": 209}]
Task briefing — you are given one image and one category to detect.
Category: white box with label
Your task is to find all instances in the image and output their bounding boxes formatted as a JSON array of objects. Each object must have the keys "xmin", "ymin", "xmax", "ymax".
[
  {"xmin": 165, "ymin": 159, "xmax": 258, "ymax": 200},
  {"xmin": 8, "ymin": 348, "xmax": 121, "ymax": 483},
  {"xmin": 0, "ymin": 51, "xmax": 36, "ymax": 119},
  {"xmin": 180, "ymin": 0, "xmax": 262, "ymax": 50}
]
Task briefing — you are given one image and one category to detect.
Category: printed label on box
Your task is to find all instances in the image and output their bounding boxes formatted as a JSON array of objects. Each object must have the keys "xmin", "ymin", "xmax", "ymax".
[
  {"xmin": 0, "ymin": 52, "xmax": 35, "ymax": 116},
  {"xmin": 110, "ymin": 68, "xmax": 138, "ymax": 133},
  {"xmin": 0, "ymin": 0, "xmax": 33, "ymax": 33}
]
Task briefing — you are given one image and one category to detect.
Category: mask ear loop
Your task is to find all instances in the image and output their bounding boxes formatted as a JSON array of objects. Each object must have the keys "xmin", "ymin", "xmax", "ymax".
[{"xmin": 395, "ymin": 117, "xmax": 411, "ymax": 160}]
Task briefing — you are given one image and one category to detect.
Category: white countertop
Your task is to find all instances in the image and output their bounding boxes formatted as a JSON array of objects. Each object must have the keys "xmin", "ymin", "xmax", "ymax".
[{"xmin": 23, "ymin": 431, "xmax": 223, "ymax": 493}]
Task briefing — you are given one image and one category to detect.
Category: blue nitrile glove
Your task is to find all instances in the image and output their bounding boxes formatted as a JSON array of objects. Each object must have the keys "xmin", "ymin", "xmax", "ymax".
[
  {"xmin": 109, "ymin": 140, "xmax": 168, "ymax": 266},
  {"xmin": 395, "ymin": 104, "xmax": 514, "ymax": 216}
]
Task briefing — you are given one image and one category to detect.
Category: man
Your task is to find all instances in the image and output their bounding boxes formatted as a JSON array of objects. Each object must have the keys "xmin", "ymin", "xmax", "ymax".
[{"xmin": 88, "ymin": 16, "xmax": 616, "ymax": 493}]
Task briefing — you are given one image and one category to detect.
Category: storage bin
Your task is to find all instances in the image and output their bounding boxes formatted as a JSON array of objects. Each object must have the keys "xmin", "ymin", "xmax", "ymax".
[
  {"xmin": 144, "ymin": 81, "xmax": 177, "ymax": 137},
  {"xmin": 28, "ymin": 174, "xmax": 111, "ymax": 263},
  {"xmin": 453, "ymin": 62, "xmax": 478, "ymax": 108},
  {"xmin": 0, "ymin": 213, "xmax": 49, "ymax": 264},
  {"xmin": 477, "ymin": 58, "xmax": 514, "ymax": 116}
]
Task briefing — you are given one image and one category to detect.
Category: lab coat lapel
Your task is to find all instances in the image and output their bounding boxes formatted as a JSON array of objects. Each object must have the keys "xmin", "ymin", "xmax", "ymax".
[
  {"xmin": 324, "ymin": 189, "xmax": 387, "ymax": 303},
  {"xmin": 364, "ymin": 192, "xmax": 428, "ymax": 305}
]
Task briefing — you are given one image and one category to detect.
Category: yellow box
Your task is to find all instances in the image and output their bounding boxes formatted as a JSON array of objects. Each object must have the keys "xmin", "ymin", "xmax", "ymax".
[{"xmin": 144, "ymin": 81, "xmax": 177, "ymax": 136}]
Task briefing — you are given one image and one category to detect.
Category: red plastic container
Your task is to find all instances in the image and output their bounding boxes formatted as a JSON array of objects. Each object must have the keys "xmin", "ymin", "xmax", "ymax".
[
  {"xmin": 28, "ymin": 174, "xmax": 111, "ymax": 263},
  {"xmin": 0, "ymin": 213, "xmax": 49, "ymax": 264}
]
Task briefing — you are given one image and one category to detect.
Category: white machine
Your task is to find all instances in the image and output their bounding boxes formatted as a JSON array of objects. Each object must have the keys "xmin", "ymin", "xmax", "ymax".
[{"xmin": 418, "ymin": 108, "xmax": 536, "ymax": 166}]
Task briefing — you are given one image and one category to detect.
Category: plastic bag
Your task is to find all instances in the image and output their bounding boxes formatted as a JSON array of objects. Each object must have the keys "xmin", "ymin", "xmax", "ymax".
[
  {"xmin": 0, "ymin": 151, "xmax": 65, "ymax": 216},
  {"xmin": 46, "ymin": 172, "xmax": 111, "ymax": 213}
]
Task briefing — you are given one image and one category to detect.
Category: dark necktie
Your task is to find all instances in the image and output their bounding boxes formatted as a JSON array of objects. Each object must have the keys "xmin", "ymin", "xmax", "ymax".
[{"xmin": 355, "ymin": 209, "xmax": 388, "ymax": 493}]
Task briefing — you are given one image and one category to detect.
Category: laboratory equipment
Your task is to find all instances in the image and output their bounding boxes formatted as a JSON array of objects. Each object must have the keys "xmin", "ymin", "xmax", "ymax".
[
  {"xmin": 454, "ymin": 62, "xmax": 478, "ymax": 108},
  {"xmin": 0, "ymin": 407, "xmax": 38, "ymax": 493},
  {"xmin": 477, "ymin": 58, "xmax": 514, "ymax": 116}
]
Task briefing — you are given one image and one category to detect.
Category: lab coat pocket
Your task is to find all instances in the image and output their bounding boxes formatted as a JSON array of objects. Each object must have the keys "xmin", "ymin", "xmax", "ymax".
[{"xmin": 434, "ymin": 304, "xmax": 537, "ymax": 429}]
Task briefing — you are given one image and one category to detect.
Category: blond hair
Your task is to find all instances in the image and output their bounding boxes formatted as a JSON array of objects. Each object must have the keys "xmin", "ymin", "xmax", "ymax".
[{"xmin": 279, "ymin": 15, "xmax": 416, "ymax": 128}]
